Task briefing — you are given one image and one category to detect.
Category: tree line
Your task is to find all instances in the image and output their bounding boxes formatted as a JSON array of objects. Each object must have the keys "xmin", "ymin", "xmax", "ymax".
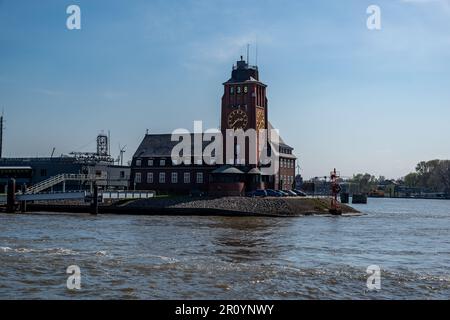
[{"xmin": 345, "ymin": 160, "xmax": 450, "ymax": 194}]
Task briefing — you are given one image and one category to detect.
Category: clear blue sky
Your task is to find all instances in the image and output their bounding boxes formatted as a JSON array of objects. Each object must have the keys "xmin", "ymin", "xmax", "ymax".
[{"xmin": 1, "ymin": 0, "xmax": 449, "ymax": 179}]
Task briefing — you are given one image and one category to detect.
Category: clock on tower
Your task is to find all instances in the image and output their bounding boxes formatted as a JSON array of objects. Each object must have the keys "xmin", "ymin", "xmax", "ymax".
[{"xmin": 221, "ymin": 56, "xmax": 268, "ymax": 133}]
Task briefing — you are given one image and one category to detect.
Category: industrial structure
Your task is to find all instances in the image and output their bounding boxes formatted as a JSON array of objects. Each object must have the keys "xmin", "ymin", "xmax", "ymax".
[{"xmin": 0, "ymin": 132, "xmax": 130, "ymax": 193}]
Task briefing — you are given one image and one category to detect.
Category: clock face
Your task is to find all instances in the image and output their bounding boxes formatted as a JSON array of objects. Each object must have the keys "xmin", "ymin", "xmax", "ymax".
[
  {"xmin": 256, "ymin": 108, "xmax": 265, "ymax": 130},
  {"xmin": 228, "ymin": 109, "xmax": 248, "ymax": 130}
]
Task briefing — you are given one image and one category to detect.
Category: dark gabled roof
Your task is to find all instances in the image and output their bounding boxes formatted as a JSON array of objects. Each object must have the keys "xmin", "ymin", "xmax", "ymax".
[{"xmin": 133, "ymin": 134, "xmax": 213, "ymax": 158}]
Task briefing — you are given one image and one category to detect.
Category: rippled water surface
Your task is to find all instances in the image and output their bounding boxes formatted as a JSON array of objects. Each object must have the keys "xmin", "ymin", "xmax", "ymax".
[{"xmin": 0, "ymin": 198, "xmax": 449, "ymax": 299}]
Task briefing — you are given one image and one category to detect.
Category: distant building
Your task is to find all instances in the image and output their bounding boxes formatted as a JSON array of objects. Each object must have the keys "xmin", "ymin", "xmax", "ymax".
[{"xmin": 131, "ymin": 57, "xmax": 297, "ymax": 195}]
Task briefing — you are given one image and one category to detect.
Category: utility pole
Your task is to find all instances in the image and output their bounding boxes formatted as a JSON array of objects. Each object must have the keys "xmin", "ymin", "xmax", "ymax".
[{"xmin": 0, "ymin": 110, "xmax": 4, "ymax": 158}]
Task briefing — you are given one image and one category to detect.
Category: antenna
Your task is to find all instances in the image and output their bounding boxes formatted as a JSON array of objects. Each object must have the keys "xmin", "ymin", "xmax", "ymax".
[
  {"xmin": 0, "ymin": 109, "xmax": 4, "ymax": 158},
  {"xmin": 119, "ymin": 144, "xmax": 127, "ymax": 166},
  {"xmin": 255, "ymin": 42, "xmax": 258, "ymax": 66},
  {"xmin": 108, "ymin": 130, "xmax": 111, "ymax": 156},
  {"xmin": 246, "ymin": 43, "xmax": 250, "ymax": 64}
]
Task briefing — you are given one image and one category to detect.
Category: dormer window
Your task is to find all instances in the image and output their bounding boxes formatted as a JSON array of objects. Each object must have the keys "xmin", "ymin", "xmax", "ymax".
[{"xmin": 136, "ymin": 159, "xmax": 142, "ymax": 166}]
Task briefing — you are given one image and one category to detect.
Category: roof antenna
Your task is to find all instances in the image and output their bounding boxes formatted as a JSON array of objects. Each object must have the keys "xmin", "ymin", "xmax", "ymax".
[
  {"xmin": 255, "ymin": 41, "xmax": 258, "ymax": 67},
  {"xmin": 246, "ymin": 43, "xmax": 250, "ymax": 65}
]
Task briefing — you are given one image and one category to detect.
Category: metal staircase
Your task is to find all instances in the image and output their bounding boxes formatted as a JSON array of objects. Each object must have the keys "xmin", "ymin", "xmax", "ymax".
[{"xmin": 26, "ymin": 173, "xmax": 106, "ymax": 194}]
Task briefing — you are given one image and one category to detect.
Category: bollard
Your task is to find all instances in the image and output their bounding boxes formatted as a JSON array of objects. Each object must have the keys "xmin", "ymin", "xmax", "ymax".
[
  {"xmin": 340, "ymin": 192, "xmax": 349, "ymax": 204},
  {"xmin": 91, "ymin": 183, "xmax": 98, "ymax": 215},
  {"xmin": 20, "ymin": 184, "xmax": 27, "ymax": 213},
  {"xmin": 6, "ymin": 179, "xmax": 16, "ymax": 213}
]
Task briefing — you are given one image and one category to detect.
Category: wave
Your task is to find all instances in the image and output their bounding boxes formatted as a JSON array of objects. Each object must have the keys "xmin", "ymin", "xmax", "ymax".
[{"xmin": 0, "ymin": 247, "xmax": 78, "ymax": 255}]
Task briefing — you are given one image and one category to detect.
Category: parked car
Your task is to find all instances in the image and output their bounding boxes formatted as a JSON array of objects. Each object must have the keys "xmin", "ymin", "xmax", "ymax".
[
  {"xmin": 292, "ymin": 189, "xmax": 307, "ymax": 197},
  {"xmin": 283, "ymin": 190, "xmax": 298, "ymax": 196},
  {"xmin": 277, "ymin": 190, "xmax": 290, "ymax": 197},
  {"xmin": 246, "ymin": 189, "xmax": 267, "ymax": 197},
  {"xmin": 266, "ymin": 189, "xmax": 283, "ymax": 197},
  {"xmin": 190, "ymin": 189, "xmax": 206, "ymax": 197}
]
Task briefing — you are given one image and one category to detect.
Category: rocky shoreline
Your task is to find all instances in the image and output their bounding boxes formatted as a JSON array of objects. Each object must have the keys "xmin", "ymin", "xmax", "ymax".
[{"xmin": 24, "ymin": 196, "xmax": 361, "ymax": 217}]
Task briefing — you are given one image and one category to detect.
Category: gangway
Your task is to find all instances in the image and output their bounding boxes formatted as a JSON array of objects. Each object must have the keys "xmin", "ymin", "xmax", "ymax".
[{"xmin": 25, "ymin": 173, "xmax": 106, "ymax": 194}]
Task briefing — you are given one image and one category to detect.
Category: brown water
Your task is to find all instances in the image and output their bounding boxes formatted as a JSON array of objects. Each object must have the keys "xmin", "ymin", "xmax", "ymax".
[{"xmin": 0, "ymin": 198, "xmax": 449, "ymax": 299}]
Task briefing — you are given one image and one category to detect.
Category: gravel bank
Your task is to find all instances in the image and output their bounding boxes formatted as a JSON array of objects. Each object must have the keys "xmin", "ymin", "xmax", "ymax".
[{"xmin": 123, "ymin": 196, "xmax": 361, "ymax": 216}]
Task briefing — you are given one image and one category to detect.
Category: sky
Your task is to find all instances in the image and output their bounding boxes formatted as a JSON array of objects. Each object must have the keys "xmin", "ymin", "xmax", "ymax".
[{"xmin": 1, "ymin": 0, "xmax": 449, "ymax": 179}]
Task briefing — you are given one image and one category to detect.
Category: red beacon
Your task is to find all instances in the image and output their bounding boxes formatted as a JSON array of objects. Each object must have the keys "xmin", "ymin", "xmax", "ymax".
[{"xmin": 329, "ymin": 168, "xmax": 342, "ymax": 215}]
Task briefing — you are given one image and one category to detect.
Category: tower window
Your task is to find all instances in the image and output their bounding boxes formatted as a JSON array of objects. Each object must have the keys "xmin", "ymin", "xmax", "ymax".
[
  {"xmin": 230, "ymin": 86, "xmax": 234, "ymax": 95},
  {"xmin": 237, "ymin": 86, "xmax": 241, "ymax": 94},
  {"xmin": 244, "ymin": 86, "xmax": 248, "ymax": 93}
]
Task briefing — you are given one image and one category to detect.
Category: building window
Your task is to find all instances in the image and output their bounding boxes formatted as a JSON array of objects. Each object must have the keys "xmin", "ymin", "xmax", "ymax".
[
  {"xmin": 184, "ymin": 172, "xmax": 190, "ymax": 184},
  {"xmin": 136, "ymin": 159, "xmax": 142, "ymax": 166},
  {"xmin": 237, "ymin": 86, "xmax": 241, "ymax": 94},
  {"xmin": 196, "ymin": 172, "xmax": 203, "ymax": 184},
  {"xmin": 148, "ymin": 159, "xmax": 154, "ymax": 166},
  {"xmin": 135, "ymin": 172, "xmax": 141, "ymax": 183},
  {"xmin": 120, "ymin": 171, "xmax": 125, "ymax": 179},
  {"xmin": 160, "ymin": 159, "xmax": 166, "ymax": 166},
  {"xmin": 159, "ymin": 172, "xmax": 165, "ymax": 183},
  {"xmin": 244, "ymin": 86, "xmax": 248, "ymax": 93},
  {"xmin": 147, "ymin": 172, "xmax": 153, "ymax": 183},
  {"xmin": 171, "ymin": 172, "xmax": 178, "ymax": 183},
  {"xmin": 230, "ymin": 86, "xmax": 234, "ymax": 95}
]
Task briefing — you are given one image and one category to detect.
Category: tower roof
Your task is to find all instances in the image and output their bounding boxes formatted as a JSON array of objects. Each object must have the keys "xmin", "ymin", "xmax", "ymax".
[{"xmin": 224, "ymin": 56, "xmax": 262, "ymax": 84}]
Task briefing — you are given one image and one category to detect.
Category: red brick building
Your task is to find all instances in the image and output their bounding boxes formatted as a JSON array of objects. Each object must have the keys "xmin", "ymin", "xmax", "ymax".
[{"xmin": 131, "ymin": 57, "xmax": 296, "ymax": 195}]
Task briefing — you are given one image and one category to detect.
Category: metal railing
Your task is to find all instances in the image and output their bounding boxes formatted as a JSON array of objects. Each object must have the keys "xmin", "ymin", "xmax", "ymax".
[{"xmin": 26, "ymin": 173, "xmax": 107, "ymax": 194}]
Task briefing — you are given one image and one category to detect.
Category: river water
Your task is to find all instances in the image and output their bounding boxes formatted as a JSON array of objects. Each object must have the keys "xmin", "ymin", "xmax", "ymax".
[{"xmin": 0, "ymin": 198, "xmax": 449, "ymax": 299}]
